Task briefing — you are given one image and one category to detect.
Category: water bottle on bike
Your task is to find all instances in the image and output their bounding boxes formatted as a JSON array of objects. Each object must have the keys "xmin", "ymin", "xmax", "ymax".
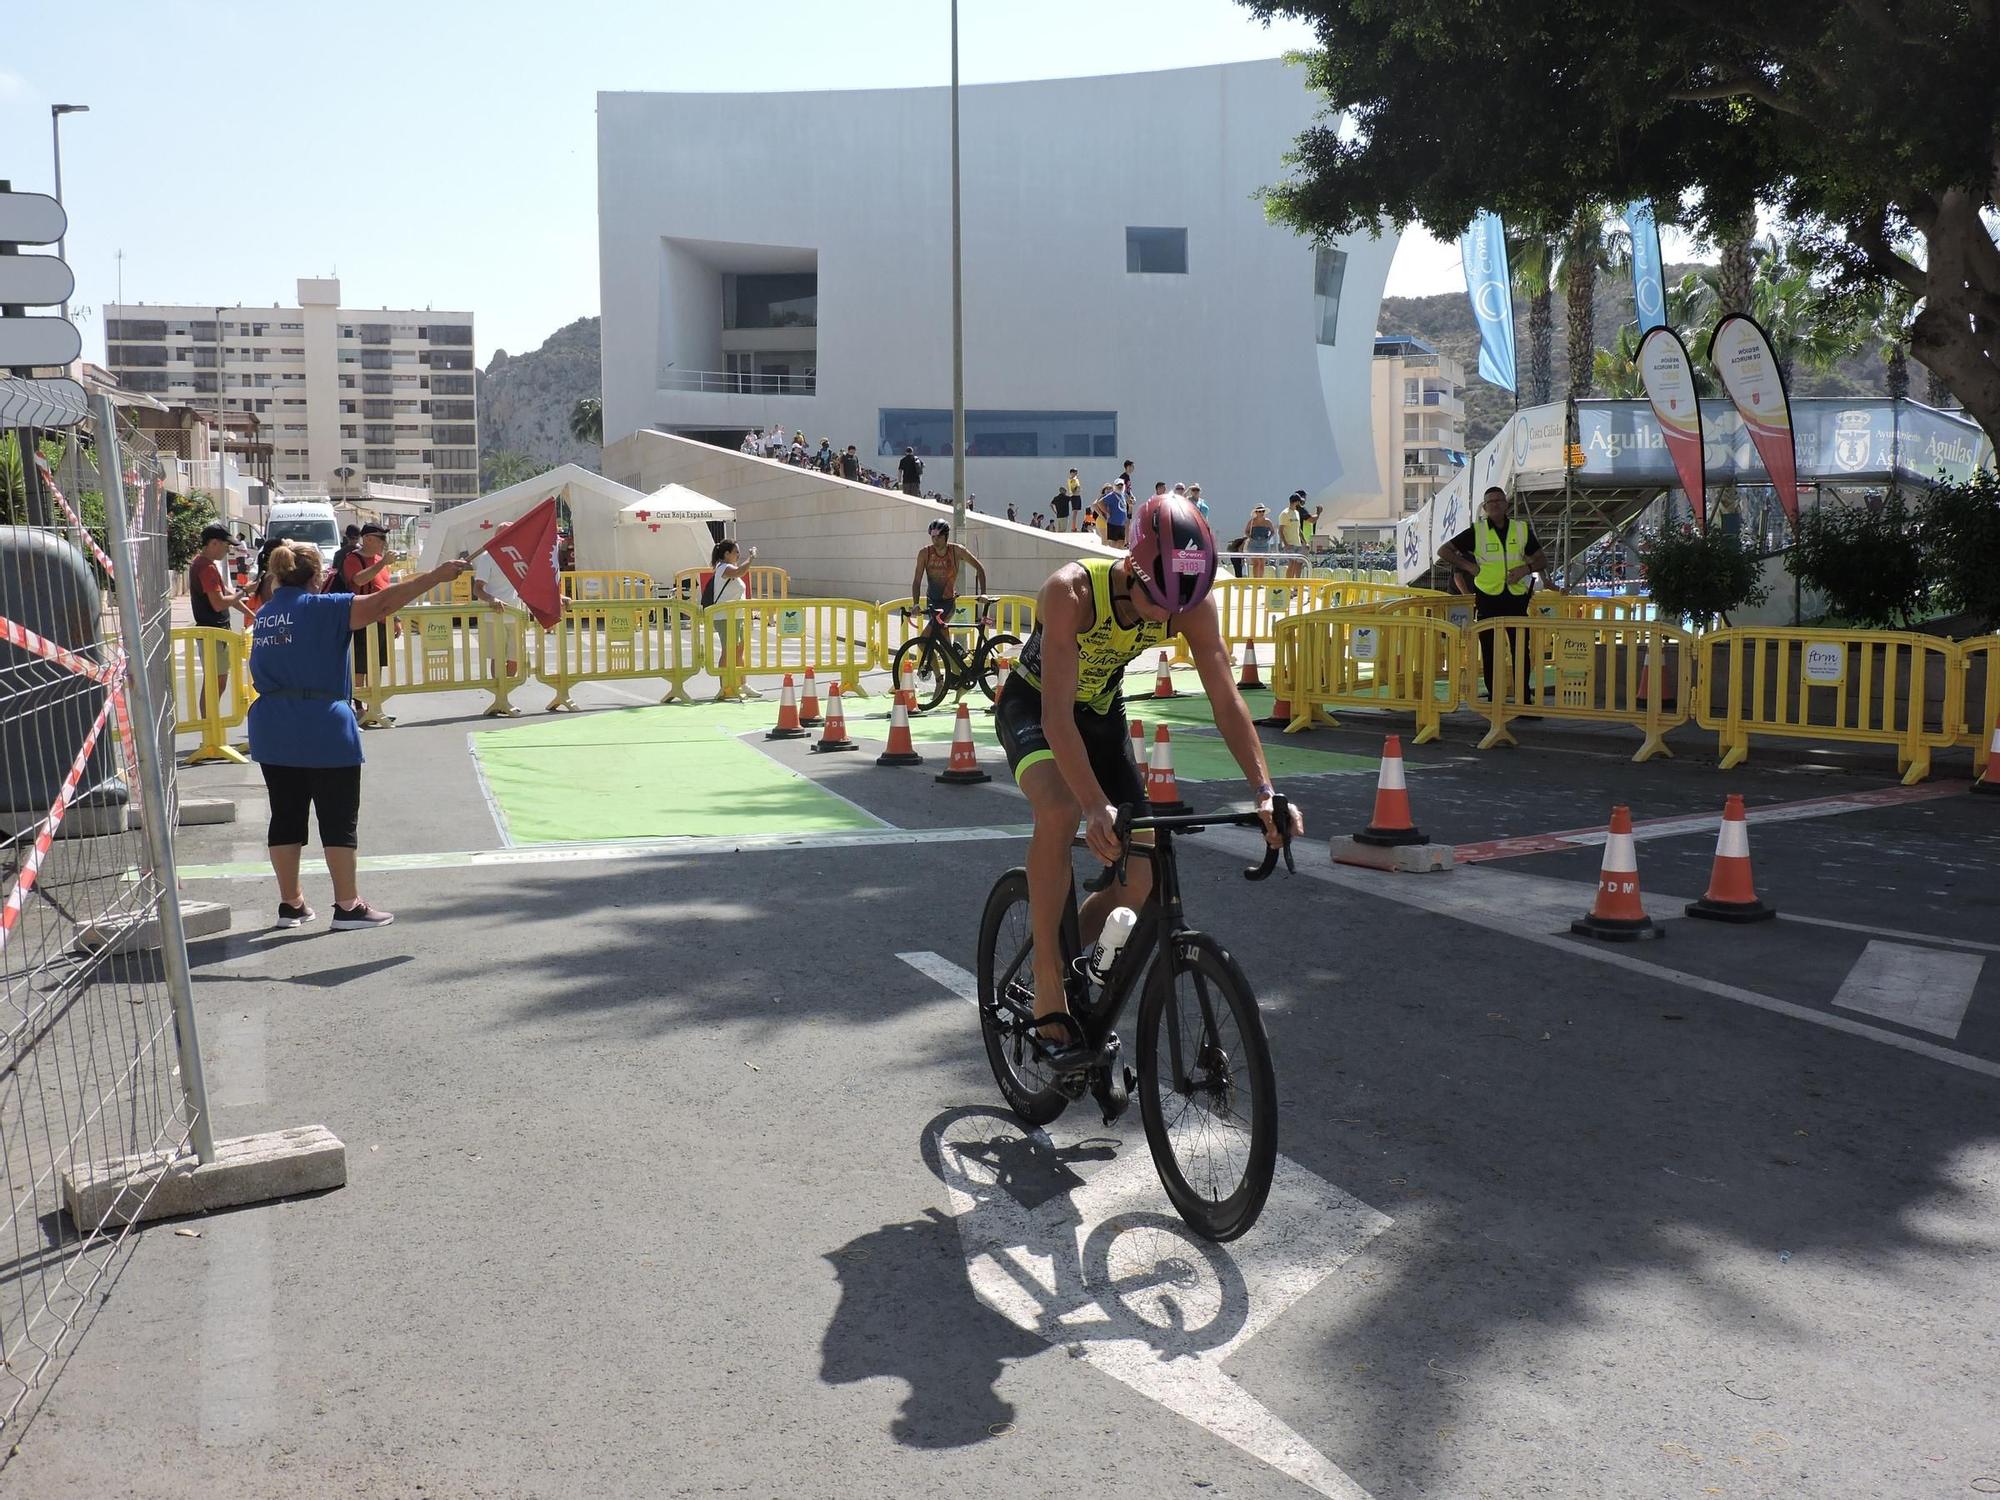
[{"xmin": 1081, "ymin": 906, "xmax": 1138, "ymax": 999}]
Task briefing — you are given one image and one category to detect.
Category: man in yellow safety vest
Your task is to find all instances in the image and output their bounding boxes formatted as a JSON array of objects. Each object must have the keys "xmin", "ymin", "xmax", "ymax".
[{"xmin": 1438, "ymin": 486, "xmax": 1550, "ymax": 715}]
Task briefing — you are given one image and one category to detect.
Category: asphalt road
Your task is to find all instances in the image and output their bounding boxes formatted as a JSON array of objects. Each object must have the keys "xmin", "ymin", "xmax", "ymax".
[{"xmin": 10, "ymin": 680, "xmax": 1998, "ymax": 1499}]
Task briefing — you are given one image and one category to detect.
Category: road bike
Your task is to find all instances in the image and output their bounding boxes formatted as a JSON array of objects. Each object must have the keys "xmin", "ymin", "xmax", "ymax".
[
  {"xmin": 892, "ymin": 595, "xmax": 1019, "ymax": 712},
  {"xmin": 975, "ymin": 798, "xmax": 1295, "ymax": 1242}
]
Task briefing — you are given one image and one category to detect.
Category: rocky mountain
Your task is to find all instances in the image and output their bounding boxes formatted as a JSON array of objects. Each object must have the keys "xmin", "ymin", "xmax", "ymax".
[
  {"xmin": 479, "ymin": 316, "xmax": 602, "ymax": 471},
  {"xmin": 1379, "ymin": 263, "xmax": 1899, "ymax": 450}
]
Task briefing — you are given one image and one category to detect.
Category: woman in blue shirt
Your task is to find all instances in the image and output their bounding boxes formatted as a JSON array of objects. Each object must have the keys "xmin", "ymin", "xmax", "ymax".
[{"xmin": 249, "ymin": 542, "xmax": 472, "ymax": 930}]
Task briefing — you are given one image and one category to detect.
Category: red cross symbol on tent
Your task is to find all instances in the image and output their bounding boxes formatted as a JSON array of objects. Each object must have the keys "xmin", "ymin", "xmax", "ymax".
[
  {"xmin": 635, "ymin": 510, "xmax": 651, "ymax": 522},
  {"xmin": 479, "ymin": 519, "xmax": 495, "ymax": 530},
  {"xmin": 647, "ymin": 523, "xmax": 661, "ymax": 533}
]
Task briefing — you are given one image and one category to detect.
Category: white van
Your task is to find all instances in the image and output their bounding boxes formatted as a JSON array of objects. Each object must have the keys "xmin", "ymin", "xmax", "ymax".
[{"xmin": 263, "ymin": 500, "xmax": 342, "ymax": 554}]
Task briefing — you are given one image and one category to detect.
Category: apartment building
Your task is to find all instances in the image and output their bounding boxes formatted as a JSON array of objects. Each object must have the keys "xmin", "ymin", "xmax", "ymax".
[
  {"xmin": 1321, "ymin": 336, "xmax": 1470, "ymax": 542},
  {"xmin": 103, "ymin": 277, "xmax": 479, "ymax": 506}
]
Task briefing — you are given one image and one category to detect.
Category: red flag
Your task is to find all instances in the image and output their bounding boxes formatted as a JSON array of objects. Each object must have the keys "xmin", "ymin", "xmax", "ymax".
[{"xmin": 480, "ymin": 496, "xmax": 563, "ymax": 627}]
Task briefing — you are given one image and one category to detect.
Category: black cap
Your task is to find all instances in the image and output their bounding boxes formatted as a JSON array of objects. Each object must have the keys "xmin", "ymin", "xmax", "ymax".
[
  {"xmin": 200, "ymin": 523, "xmax": 232, "ymax": 545},
  {"xmin": 359, "ymin": 521, "xmax": 391, "ymax": 537},
  {"xmin": 343, "ymin": 523, "xmax": 361, "ymax": 538}
]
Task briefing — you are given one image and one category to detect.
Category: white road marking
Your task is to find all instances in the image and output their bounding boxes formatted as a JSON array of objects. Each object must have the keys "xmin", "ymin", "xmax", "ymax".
[
  {"xmin": 1437, "ymin": 866, "xmax": 1688, "ymax": 933},
  {"xmin": 898, "ymin": 950, "xmax": 977, "ymax": 1003},
  {"xmin": 465, "ymin": 732, "xmax": 515, "ymax": 847},
  {"xmin": 1833, "ymin": 941, "xmax": 1985, "ymax": 1039},
  {"xmin": 1781, "ymin": 912, "xmax": 2000, "ymax": 955},
  {"xmin": 1201, "ymin": 828, "xmax": 2000, "ymax": 1083},
  {"xmin": 930, "ymin": 1110, "xmax": 1387, "ymax": 1499}
]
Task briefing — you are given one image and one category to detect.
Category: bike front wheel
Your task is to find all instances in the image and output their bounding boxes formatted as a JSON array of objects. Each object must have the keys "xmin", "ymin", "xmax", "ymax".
[
  {"xmin": 974, "ymin": 633, "xmax": 1022, "ymax": 702},
  {"xmin": 891, "ymin": 636, "xmax": 953, "ymax": 713},
  {"xmin": 976, "ymin": 869, "xmax": 1071, "ymax": 1126},
  {"xmin": 1136, "ymin": 934, "xmax": 1277, "ymax": 1242}
]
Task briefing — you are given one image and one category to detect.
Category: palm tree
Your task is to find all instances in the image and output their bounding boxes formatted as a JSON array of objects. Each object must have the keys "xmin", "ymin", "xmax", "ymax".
[
  {"xmin": 1593, "ymin": 274, "xmax": 1715, "ymax": 399},
  {"xmin": 1556, "ymin": 206, "xmax": 1625, "ymax": 401},
  {"xmin": 1715, "ymin": 207, "xmax": 1757, "ymax": 316},
  {"xmin": 1592, "ymin": 323, "xmax": 1645, "ymax": 399},
  {"xmin": 568, "ymin": 397, "xmax": 603, "ymax": 446},
  {"xmin": 482, "ymin": 449, "xmax": 552, "ymax": 491},
  {"xmin": 1508, "ymin": 233, "xmax": 1557, "ymax": 403}
]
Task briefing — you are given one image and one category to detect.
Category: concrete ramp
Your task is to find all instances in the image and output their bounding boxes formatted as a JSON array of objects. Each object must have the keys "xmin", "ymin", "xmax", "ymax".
[{"xmin": 604, "ymin": 429, "xmax": 1106, "ymax": 599}]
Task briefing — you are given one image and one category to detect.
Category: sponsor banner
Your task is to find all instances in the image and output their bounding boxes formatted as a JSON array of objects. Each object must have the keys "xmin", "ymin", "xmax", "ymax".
[
  {"xmin": 1637, "ymin": 326, "xmax": 1707, "ymax": 527},
  {"xmin": 1804, "ymin": 641, "xmax": 1845, "ymax": 686},
  {"xmin": 1626, "ymin": 201, "xmax": 1667, "ymax": 334},
  {"xmin": 1458, "ymin": 211, "xmax": 1517, "ymax": 393},
  {"xmin": 1710, "ymin": 314, "xmax": 1799, "ymax": 525}
]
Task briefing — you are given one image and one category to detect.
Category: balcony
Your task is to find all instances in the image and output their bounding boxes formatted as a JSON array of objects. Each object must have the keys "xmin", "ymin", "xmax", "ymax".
[
  {"xmin": 660, "ymin": 367, "xmax": 816, "ymax": 397},
  {"xmin": 1402, "ymin": 463, "xmax": 1442, "ymax": 479}
]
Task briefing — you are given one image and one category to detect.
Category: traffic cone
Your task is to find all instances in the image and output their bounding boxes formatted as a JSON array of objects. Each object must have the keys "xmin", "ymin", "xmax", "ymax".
[
  {"xmin": 935, "ymin": 702, "xmax": 991, "ymax": 784},
  {"xmin": 1685, "ymin": 794, "xmax": 1775, "ymax": 921},
  {"xmin": 1975, "ymin": 706, "xmax": 2000, "ymax": 796},
  {"xmin": 1130, "ymin": 717, "xmax": 1146, "ymax": 771},
  {"xmin": 1237, "ymin": 643, "xmax": 1263, "ymax": 690},
  {"xmin": 1352, "ymin": 735, "xmax": 1429, "ymax": 847},
  {"xmin": 812, "ymin": 680, "xmax": 858, "ymax": 753},
  {"xmin": 798, "ymin": 668, "xmax": 823, "ymax": 727},
  {"xmin": 1152, "ymin": 652, "xmax": 1178, "ymax": 700},
  {"xmin": 876, "ymin": 689, "xmax": 925, "ymax": 767},
  {"xmin": 1146, "ymin": 724, "xmax": 1192, "ymax": 815},
  {"xmin": 765, "ymin": 673, "xmax": 807, "ymax": 740},
  {"xmin": 1571, "ymin": 805, "xmax": 1662, "ymax": 941},
  {"xmin": 987, "ymin": 653, "xmax": 1011, "ymax": 714}
]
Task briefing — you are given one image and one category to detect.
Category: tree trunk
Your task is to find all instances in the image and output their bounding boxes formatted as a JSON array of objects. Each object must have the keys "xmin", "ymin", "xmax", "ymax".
[
  {"xmin": 1718, "ymin": 212, "xmax": 1756, "ymax": 316},
  {"xmin": 1529, "ymin": 290, "xmax": 1554, "ymax": 404},
  {"xmin": 1903, "ymin": 188, "xmax": 2000, "ymax": 446},
  {"xmin": 1564, "ymin": 219, "xmax": 1597, "ymax": 402},
  {"xmin": 1885, "ymin": 346, "xmax": 1909, "ymax": 401},
  {"xmin": 1924, "ymin": 363, "xmax": 1951, "ymax": 407}
]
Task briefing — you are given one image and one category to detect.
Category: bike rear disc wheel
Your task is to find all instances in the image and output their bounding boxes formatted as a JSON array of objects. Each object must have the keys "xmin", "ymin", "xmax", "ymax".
[
  {"xmin": 1136, "ymin": 935, "xmax": 1278, "ymax": 1242},
  {"xmin": 975, "ymin": 633, "xmax": 1022, "ymax": 702},
  {"xmin": 891, "ymin": 637, "xmax": 951, "ymax": 713},
  {"xmin": 976, "ymin": 869, "xmax": 1071, "ymax": 1127}
]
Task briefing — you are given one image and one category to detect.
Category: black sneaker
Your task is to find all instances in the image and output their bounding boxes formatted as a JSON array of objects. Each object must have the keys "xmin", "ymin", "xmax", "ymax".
[
  {"xmin": 275, "ymin": 901, "xmax": 316, "ymax": 928},
  {"xmin": 330, "ymin": 901, "xmax": 395, "ymax": 931}
]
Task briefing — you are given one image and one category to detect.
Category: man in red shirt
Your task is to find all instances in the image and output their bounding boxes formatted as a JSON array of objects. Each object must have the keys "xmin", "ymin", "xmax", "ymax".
[
  {"xmin": 188, "ymin": 523, "xmax": 252, "ymax": 717},
  {"xmin": 341, "ymin": 523, "xmax": 394, "ymax": 721}
]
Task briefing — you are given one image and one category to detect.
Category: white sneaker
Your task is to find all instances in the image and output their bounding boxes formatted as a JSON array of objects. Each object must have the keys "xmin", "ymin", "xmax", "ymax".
[
  {"xmin": 275, "ymin": 901, "xmax": 316, "ymax": 928},
  {"xmin": 330, "ymin": 901, "xmax": 395, "ymax": 931}
]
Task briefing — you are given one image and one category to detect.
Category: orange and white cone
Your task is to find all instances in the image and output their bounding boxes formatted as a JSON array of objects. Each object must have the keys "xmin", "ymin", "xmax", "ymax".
[
  {"xmin": 1130, "ymin": 717, "xmax": 1146, "ymax": 769},
  {"xmin": 1145, "ymin": 723, "xmax": 1192, "ymax": 815},
  {"xmin": 765, "ymin": 672, "xmax": 807, "ymax": 741},
  {"xmin": 877, "ymin": 688, "xmax": 925, "ymax": 767},
  {"xmin": 812, "ymin": 680, "xmax": 858, "ymax": 753},
  {"xmin": 1975, "ymin": 708, "xmax": 2000, "ymax": 796},
  {"xmin": 1571, "ymin": 805, "xmax": 1661, "ymax": 941},
  {"xmin": 1353, "ymin": 735, "xmax": 1429, "ymax": 847},
  {"xmin": 935, "ymin": 701, "xmax": 991, "ymax": 784},
  {"xmin": 1152, "ymin": 651, "xmax": 1178, "ymax": 700},
  {"xmin": 798, "ymin": 667, "xmax": 823, "ymax": 727},
  {"xmin": 1237, "ymin": 643, "xmax": 1262, "ymax": 690},
  {"xmin": 987, "ymin": 654, "xmax": 1011, "ymax": 714},
  {"xmin": 1685, "ymin": 794, "xmax": 1774, "ymax": 921}
]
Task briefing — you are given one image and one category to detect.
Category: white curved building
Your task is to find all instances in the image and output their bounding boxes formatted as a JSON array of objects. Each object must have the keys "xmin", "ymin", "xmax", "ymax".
[{"xmin": 596, "ymin": 59, "xmax": 1397, "ymax": 523}]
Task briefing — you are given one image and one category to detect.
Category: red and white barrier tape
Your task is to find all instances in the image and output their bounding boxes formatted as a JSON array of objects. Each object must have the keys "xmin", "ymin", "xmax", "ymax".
[
  {"xmin": 0, "ymin": 693, "xmax": 117, "ymax": 948},
  {"xmin": 35, "ymin": 457, "xmax": 120, "ymax": 580},
  {"xmin": 0, "ymin": 613, "xmax": 120, "ymax": 687}
]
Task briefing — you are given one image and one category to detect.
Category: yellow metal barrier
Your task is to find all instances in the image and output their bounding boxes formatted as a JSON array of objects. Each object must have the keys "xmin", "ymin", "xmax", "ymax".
[
  {"xmin": 170, "ymin": 626, "xmax": 254, "ymax": 764},
  {"xmin": 1533, "ymin": 591, "xmax": 1656, "ymax": 624},
  {"xmin": 1694, "ymin": 627, "xmax": 1961, "ymax": 784},
  {"xmin": 536, "ymin": 599, "xmax": 706, "ymax": 711},
  {"xmin": 1472, "ymin": 617, "xmax": 1693, "ymax": 762},
  {"xmin": 1275, "ymin": 609, "xmax": 1462, "ymax": 744},
  {"xmin": 874, "ymin": 594, "xmax": 1036, "ymax": 671},
  {"xmin": 1321, "ymin": 579, "xmax": 1434, "ymax": 609},
  {"xmin": 561, "ymin": 570, "xmax": 654, "ymax": 602},
  {"xmin": 709, "ymin": 597, "xmax": 878, "ymax": 700},
  {"xmin": 672, "ymin": 564, "xmax": 792, "ymax": 602},
  {"xmin": 416, "ymin": 573, "xmax": 476, "ymax": 606},
  {"xmin": 1960, "ymin": 634, "xmax": 1998, "ymax": 779},
  {"xmin": 358, "ymin": 604, "xmax": 532, "ymax": 722}
]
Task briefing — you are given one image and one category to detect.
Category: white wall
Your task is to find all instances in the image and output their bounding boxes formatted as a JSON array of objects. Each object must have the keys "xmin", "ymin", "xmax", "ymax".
[
  {"xmin": 597, "ymin": 60, "xmax": 1396, "ymax": 523},
  {"xmin": 606, "ymin": 429, "xmax": 1111, "ymax": 601}
]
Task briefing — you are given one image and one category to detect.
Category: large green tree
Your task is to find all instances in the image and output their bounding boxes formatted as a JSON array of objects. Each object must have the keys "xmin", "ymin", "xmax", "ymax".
[{"xmin": 1244, "ymin": 0, "xmax": 2000, "ymax": 443}]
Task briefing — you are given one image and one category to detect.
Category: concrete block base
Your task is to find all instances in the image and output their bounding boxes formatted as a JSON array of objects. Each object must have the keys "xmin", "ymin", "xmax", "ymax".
[
  {"xmin": 1330, "ymin": 836, "xmax": 1454, "ymax": 873},
  {"xmin": 76, "ymin": 898, "xmax": 232, "ymax": 955},
  {"xmin": 62, "ymin": 1124, "xmax": 348, "ymax": 1231},
  {"xmin": 177, "ymin": 796, "xmax": 240, "ymax": 827}
]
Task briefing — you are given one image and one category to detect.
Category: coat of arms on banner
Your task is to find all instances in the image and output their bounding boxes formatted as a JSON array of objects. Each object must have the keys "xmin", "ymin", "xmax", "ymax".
[{"xmin": 1834, "ymin": 411, "xmax": 1872, "ymax": 472}]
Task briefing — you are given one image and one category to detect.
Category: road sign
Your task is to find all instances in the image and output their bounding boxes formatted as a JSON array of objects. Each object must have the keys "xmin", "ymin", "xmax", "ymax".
[
  {"xmin": 0, "ymin": 192, "xmax": 67, "ymax": 246},
  {"xmin": 0, "ymin": 255, "xmax": 75, "ymax": 306},
  {"xmin": 0, "ymin": 374, "xmax": 87, "ymax": 427},
  {"xmin": 0, "ymin": 316, "xmax": 82, "ymax": 368}
]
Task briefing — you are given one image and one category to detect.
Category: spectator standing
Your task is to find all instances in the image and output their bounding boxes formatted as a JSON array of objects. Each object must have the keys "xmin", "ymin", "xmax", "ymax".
[
  {"xmin": 899, "ymin": 446, "xmax": 924, "ymax": 496},
  {"xmin": 1437, "ymin": 486, "xmax": 1548, "ymax": 714},
  {"xmin": 1063, "ymin": 469, "xmax": 1082, "ymax": 531},
  {"xmin": 1188, "ymin": 483, "xmax": 1210, "ymax": 524},
  {"xmin": 815, "ymin": 437, "xmax": 834, "ymax": 472},
  {"xmin": 1103, "ymin": 479, "xmax": 1130, "ymax": 545},
  {"xmin": 1006, "ymin": 502, "xmax": 1018, "ymax": 523},
  {"xmin": 840, "ymin": 444, "xmax": 862, "ymax": 481},
  {"xmin": 1279, "ymin": 499, "xmax": 1305, "ymax": 578},
  {"xmin": 341, "ymin": 523, "xmax": 395, "ymax": 724},
  {"xmin": 188, "ymin": 523, "xmax": 253, "ymax": 718},
  {"xmin": 1244, "ymin": 504, "xmax": 1277, "ymax": 578},
  {"xmin": 323, "ymin": 524, "xmax": 361, "ymax": 597},
  {"xmin": 705, "ymin": 538, "xmax": 757, "ymax": 679},
  {"xmin": 1120, "ymin": 459, "xmax": 1136, "ymax": 497},
  {"xmin": 248, "ymin": 543, "xmax": 472, "ymax": 930}
]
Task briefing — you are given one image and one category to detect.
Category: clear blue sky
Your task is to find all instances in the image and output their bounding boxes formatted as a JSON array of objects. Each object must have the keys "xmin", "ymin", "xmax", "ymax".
[{"xmin": 5, "ymin": 0, "xmax": 1480, "ymax": 365}]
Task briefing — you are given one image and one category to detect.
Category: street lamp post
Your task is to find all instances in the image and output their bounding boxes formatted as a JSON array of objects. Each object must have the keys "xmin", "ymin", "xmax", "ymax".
[
  {"xmin": 949, "ymin": 0, "xmax": 966, "ymax": 540},
  {"xmin": 50, "ymin": 105, "xmax": 89, "ymax": 326}
]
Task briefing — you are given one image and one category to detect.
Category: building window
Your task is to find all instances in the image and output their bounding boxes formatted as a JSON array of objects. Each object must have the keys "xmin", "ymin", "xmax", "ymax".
[
  {"xmin": 1126, "ymin": 227, "xmax": 1188, "ymax": 274},
  {"xmin": 1313, "ymin": 247, "xmax": 1347, "ymax": 346},
  {"xmin": 426, "ymin": 323, "xmax": 473, "ymax": 346},
  {"xmin": 878, "ymin": 409, "xmax": 1117, "ymax": 460},
  {"xmin": 722, "ymin": 274, "xmax": 817, "ymax": 330},
  {"xmin": 1403, "ymin": 414, "xmax": 1420, "ymax": 437}
]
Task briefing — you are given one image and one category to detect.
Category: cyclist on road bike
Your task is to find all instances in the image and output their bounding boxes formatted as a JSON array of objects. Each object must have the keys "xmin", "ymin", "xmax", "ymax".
[
  {"xmin": 910, "ymin": 521, "xmax": 988, "ymax": 640},
  {"xmin": 993, "ymin": 493, "xmax": 1303, "ymax": 1064}
]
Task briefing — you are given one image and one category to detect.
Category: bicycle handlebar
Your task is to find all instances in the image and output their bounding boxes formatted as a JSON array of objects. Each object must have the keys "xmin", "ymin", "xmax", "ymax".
[{"xmin": 1082, "ymin": 796, "xmax": 1296, "ymax": 891}]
